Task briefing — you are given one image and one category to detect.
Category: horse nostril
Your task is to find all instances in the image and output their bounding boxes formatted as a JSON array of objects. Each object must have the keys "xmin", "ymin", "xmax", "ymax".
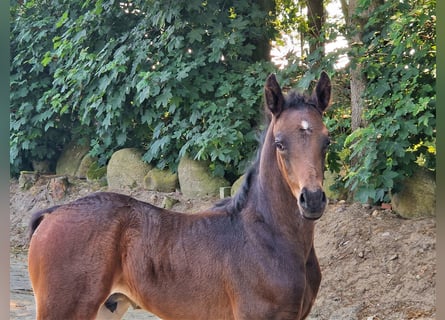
[
  {"xmin": 299, "ymin": 188, "xmax": 326, "ymax": 212},
  {"xmin": 321, "ymin": 191, "xmax": 327, "ymax": 204},
  {"xmin": 299, "ymin": 187, "xmax": 308, "ymax": 207}
]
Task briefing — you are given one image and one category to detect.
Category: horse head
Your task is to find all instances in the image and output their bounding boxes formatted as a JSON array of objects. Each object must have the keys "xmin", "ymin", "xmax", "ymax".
[{"xmin": 264, "ymin": 72, "xmax": 331, "ymax": 220}]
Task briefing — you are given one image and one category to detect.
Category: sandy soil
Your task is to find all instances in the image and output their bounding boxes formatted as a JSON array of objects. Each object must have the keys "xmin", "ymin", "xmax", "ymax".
[{"xmin": 10, "ymin": 176, "xmax": 436, "ymax": 319}]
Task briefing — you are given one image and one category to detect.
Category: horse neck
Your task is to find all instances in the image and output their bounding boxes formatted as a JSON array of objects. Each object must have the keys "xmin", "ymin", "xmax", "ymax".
[{"xmin": 253, "ymin": 124, "xmax": 315, "ymax": 248}]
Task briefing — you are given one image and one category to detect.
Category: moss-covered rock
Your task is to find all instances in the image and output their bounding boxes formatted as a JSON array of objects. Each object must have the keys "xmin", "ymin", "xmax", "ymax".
[
  {"xmin": 107, "ymin": 148, "xmax": 152, "ymax": 190},
  {"xmin": 231, "ymin": 175, "xmax": 245, "ymax": 197},
  {"xmin": 76, "ymin": 154, "xmax": 96, "ymax": 179},
  {"xmin": 178, "ymin": 155, "xmax": 229, "ymax": 198},
  {"xmin": 56, "ymin": 141, "xmax": 90, "ymax": 176},
  {"xmin": 144, "ymin": 168, "xmax": 178, "ymax": 192},
  {"xmin": 391, "ymin": 169, "xmax": 435, "ymax": 219},
  {"xmin": 86, "ymin": 161, "xmax": 107, "ymax": 186},
  {"xmin": 162, "ymin": 196, "xmax": 179, "ymax": 209}
]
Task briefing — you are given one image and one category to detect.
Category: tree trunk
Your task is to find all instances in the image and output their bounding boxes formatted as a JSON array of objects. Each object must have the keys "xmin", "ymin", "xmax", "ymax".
[
  {"xmin": 350, "ymin": 67, "xmax": 367, "ymax": 130},
  {"xmin": 341, "ymin": 0, "xmax": 383, "ymax": 131},
  {"xmin": 251, "ymin": 0, "xmax": 276, "ymax": 61},
  {"xmin": 306, "ymin": 0, "xmax": 324, "ymax": 57}
]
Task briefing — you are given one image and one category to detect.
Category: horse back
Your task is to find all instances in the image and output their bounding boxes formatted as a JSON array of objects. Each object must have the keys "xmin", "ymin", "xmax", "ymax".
[{"xmin": 28, "ymin": 192, "xmax": 163, "ymax": 244}]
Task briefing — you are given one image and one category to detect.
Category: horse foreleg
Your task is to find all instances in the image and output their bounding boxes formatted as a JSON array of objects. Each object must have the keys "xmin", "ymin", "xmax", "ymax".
[{"xmin": 301, "ymin": 246, "xmax": 321, "ymax": 319}]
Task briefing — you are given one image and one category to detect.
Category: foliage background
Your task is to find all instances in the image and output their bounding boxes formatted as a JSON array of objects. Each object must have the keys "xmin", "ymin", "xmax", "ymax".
[
  {"xmin": 10, "ymin": 0, "xmax": 436, "ymax": 203},
  {"xmin": 10, "ymin": 0, "xmax": 278, "ymax": 181},
  {"xmin": 343, "ymin": 0, "xmax": 436, "ymax": 202}
]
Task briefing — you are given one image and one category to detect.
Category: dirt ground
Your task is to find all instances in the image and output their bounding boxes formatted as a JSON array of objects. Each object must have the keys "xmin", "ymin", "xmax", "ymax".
[{"xmin": 10, "ymin": 175, "xmax": 436, "ymax": 319}]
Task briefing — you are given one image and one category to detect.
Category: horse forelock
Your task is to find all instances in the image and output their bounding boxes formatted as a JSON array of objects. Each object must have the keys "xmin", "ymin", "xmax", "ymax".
[{"xmin": 283, "ymin": 91, "xmax": 320, "ymax": 115}]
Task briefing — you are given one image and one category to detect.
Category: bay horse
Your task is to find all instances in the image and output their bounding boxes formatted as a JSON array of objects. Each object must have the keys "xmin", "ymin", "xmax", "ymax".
[{"xmin": 28, "ymin": 71, "xmax": 331, "ymax": 320}]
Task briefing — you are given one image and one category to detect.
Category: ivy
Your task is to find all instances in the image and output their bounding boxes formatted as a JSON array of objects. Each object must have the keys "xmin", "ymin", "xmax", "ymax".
[
  {"xmin": 10, "ymin": 2, "xmax": 72, "ymax": 175},
  {"xmin": 10, "ymin": 0, "xmax": 276, "ymax": 179},
  {"xmin": 344, "ymin": 0, "xmax": 436, "ymax": 203}
]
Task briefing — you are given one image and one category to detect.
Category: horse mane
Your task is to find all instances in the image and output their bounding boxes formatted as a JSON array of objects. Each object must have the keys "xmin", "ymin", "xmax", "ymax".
[{"xmin": 215, "ymin": 90, "xmax": 316, "ymax": 216}]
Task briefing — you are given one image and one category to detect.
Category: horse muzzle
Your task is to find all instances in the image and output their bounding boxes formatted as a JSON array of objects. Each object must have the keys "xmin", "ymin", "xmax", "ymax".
[{"xmin": 298, "ymin": 187, "xmax": 327, "ymax": 220}]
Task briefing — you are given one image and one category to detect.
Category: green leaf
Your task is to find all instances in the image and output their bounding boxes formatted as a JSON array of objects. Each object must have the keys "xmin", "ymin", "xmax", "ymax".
[
  {"xmin": 41, "ymin": 52, "xmax": 52, "ymax": 67},
  {"xmin": 156, "ymin": 89, "xmax": 173, "ymax": 108},
  {"xmin": 103, "ymin": 113, "xmax": 112, "ymax": 129},
  {"xmin": 56, "ymin": 11, "xmax": 69, "ymax": 28},
  {"xmin": 44, "ymin": 120, "xmax": 55, "ymax": 131},
  {"xmin": 296, "ymin": 72, "xmax": 315, "ymax": 90},
  {"xmin": 116, "ymin": 131, "xmax": 127, "ymax": 146},
  {"xmin": 187, "ymin": 28, "xmax": 204, "ymax": 43}
]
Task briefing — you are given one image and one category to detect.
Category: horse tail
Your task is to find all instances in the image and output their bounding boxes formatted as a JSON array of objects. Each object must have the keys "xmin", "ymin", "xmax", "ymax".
[{"xmin": 28, "ymin": 205, "xmax": 62, "ymax": 241}]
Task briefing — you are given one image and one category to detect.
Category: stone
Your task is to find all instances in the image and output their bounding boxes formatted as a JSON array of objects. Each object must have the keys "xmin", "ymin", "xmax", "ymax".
[
  {"xmin": 86, "ymin": 161, "xmax": 107, "ymax": 186},
  {"xmin": 371, "ymin": 210, "xmax": 380, "ymax": 217},
  {"xmin": 56, "ymin": 141, "xmax": 90, "ymax": 176},
  {"xmin": 31, "ymin": 160, "xmax": 51, "ymax": 173},
  {"xmin": 391, "ymin": 169, "xmax": 435, "ymax": 219},
  {"xmin": 143, "ymin": 168, "xmax": 178, "ymax": 192},
  {"xmin": 107, "ymin": 148, "xmax": 152, "ymax": 190},
  {"xmin": 177, "ymin": 155, "xmax": 229, "ymax": 198},
  {"xmin": 48, "ymin": 176, "xmax": 69, "ymax": 201},
  {"xmin": 18, "ymin": 171, "xmax": 39, "ymax": 190},
  {"xmin": 362, "ymin": 203, "xmax": 372, "ymax": 209},
  {"xmin": 86, "ymin": 161, "xmax": 107, "ymax": 182},
  {"xmin": 389, "ymin": 254, "xmax": 399, "ymax": 261},
  {"xmin": 162, "ymin": 196, "xmax": 179, "ymax": 209},
  {"xmin": 231, "ymin": 175, "xmax": 245, "ymax": 197},
  {"xmin": 220, "ymin": 187, "xmax": 231, "ymax": 199},
  {"xmin": 76, "ymin": 154, "xmax": 96, "ymax": 179}
]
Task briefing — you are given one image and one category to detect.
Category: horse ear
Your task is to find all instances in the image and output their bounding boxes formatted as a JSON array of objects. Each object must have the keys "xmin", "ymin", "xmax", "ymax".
[
  {"xmin": 313, "ymin": 71, "xmax": 331, "ymax": 113},
  {"xmin": 264, "ymin": 74, "xmax": 284, "ymax": 117}
]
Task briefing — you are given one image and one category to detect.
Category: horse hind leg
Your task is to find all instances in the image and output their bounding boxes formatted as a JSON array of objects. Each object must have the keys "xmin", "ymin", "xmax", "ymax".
[
  {"xmin": 34, "ymin": 294, "xmax": 104, "ymax": 320},
  {"xmin": 30, "ymin": 256, "xmax": 115, "ymax": 320},
  {"xmin": 33, "ymin": 282, "xmax": 124, "ymax": 320}
]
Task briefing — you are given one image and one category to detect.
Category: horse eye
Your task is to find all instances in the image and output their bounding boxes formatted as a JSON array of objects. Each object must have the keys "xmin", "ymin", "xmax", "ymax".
[{"xmin": 275, "ymin": 140, "xmax": 285, "ymax": 151}]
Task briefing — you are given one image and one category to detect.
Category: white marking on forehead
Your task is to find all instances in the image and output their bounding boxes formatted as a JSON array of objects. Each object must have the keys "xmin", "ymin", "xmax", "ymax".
[{"xmin": 301, "ymin": 120, "xmax": 310, "ymax": 130}]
